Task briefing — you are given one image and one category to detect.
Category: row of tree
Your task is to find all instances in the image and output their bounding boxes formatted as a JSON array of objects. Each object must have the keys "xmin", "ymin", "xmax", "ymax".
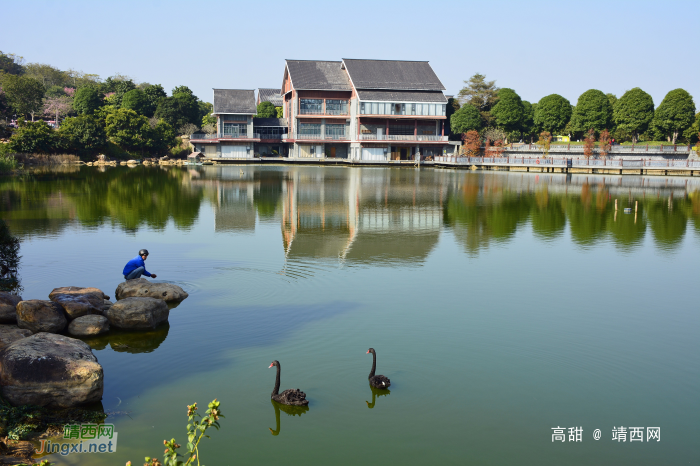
[
  {"xmin": 449, "ymin": 74, "xmax": 700, "ymax": 145},
  {"xmin": 0, "ymin": 50, "xmax": 215, "ymax": 158}
]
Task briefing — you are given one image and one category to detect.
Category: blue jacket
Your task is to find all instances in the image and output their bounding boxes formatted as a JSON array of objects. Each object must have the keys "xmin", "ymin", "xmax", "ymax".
[{"xmin": 123, "ymin": 256, "xmax": 152, "ymax": 277}]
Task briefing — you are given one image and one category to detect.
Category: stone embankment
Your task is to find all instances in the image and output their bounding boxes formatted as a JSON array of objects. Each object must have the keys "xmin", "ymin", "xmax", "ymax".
[
  {"xmin": 85, "ymin": 155, "xmax": 188, "ymax": 167},
  {"xmin": 0, "ymin": 280, "xmax": 188, "ymax": 408}
]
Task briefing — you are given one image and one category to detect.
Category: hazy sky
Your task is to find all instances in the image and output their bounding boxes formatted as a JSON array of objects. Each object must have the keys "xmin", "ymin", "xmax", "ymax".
[{"xmin": 2, "ymin": 0, "xmax": 698, "ymax": 108}]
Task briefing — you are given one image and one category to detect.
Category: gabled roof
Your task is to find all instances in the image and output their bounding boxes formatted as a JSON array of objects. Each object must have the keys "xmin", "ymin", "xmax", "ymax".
[
  {"xmin": 357, "ymin": 90, "xmax": 447, "ymax": 103},
  {"xmin": 285, "ymin": 60, "xmax": 352, "ymax": 91},
  {"xmin": 258, "ymin": 88, "xmax": 283, "ymax": 106},
  {"xmin": 253, "ymin": 118, "xmax": 288, "ymax": 127},
  {"xmin": 342, "ymin": 59, "xmax": 445, "ymax": 91},
  {"xmin": 213, "ymin": 89, "xmax": 256, "ymax": 114}
]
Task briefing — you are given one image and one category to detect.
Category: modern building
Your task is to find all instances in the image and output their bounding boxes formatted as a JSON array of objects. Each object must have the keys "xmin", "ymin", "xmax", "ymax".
[{"xmin": 192, "ymin": 59, "xmax": 455, "ymax": 161}]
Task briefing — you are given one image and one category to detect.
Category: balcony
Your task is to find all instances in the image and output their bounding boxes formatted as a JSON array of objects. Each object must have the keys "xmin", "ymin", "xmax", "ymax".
[
  {"xmin": 359, "ymin": 134, "xmax": 448, "ymax": 142},
  {"xmin": 190, "ymin": 133, "xmax": 260, "ymax": 140},
  {"xmin": 292, "ymin": 133, "xmax": 348, "ymax": 141}
]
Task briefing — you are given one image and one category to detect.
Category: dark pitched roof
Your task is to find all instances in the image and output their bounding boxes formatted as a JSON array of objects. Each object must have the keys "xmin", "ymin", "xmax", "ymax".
[
  {"xmin": 258, "ymin": 88, "xmax": 283, "ymax": 106},
  {"xmin": 357, "ymin": 90, "xmax": 447, "ymax": 103},
  {"xmin": 213, "ymin": 89, "xmax": 256, "ymax": 114},
  {"xmin": 253, "ymin": 118, "xmax": 288, "ymax": 127},
  {"xmin": 342, "ymin": 59, "xmax": 445, "ymax": 91},
  {"xmin": 286, "ymin": 60, "xmax": 352, "ymax": 90}
]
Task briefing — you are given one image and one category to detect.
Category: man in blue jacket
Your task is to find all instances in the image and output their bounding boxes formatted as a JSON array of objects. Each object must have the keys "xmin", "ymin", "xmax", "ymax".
[{"xmin": 123, "ymin": 249, "xmax": 157, "ymax": 280}]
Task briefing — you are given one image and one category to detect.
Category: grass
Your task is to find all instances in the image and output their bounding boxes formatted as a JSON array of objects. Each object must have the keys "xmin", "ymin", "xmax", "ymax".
[{"xmin": 0, "ymin": 155, "xmax": 18, "ymax": 173}]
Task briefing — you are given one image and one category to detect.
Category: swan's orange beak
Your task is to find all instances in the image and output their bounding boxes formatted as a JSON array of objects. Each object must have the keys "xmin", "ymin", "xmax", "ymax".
[
  {"xmin": 366, "ymin": 350, "xmax": 369, "ymax": 354},
  {"xmin": 268, "ymin": 363, "xmax": 274, "ymax": 368}
]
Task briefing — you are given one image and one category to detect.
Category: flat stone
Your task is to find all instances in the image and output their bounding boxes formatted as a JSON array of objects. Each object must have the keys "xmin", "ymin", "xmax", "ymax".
[
  {"xmin": 49, "ymin": 287, "xmax": 108, "ymax": 320},
  {"xmin": 67, "ymin": 315, "xmax": 110, "ymax": 337},
  {"xmin": 103, "ymin": 297, "xmax": 169, "ymax": 329},
  {"xmin": 16, "ymin": 300, "xmax": 67, "ymax": 334},
  {"xmin": 0, "ymin": 292, "xmax": 22, "ymax": 324},
  {"xmin": 0, "ymin": 325, "xmax": 33, "ymax": 350},
  {"xmin": 0, "ymin": 333, "xmax": 103, "ymax": 408},
  {"xmin": 115, "ymin": 278, "xmax": 188, "ymax": 303}
]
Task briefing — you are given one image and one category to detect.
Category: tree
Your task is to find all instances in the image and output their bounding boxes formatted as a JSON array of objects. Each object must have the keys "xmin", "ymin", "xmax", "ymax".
[
  {"xmin": 72, "ymin": 86, "xmax": 102, "ymax": 115},
  {"xmin": 483, "ymin": 127, "xmax": 506, "ymax": 143},
  {"xmin": 491, "ymin": 88, "xmax": 524, "ymax": 137},
  {"xmin": 202, "ymin": 123, "xmax": 216, "ymax": 134},
  {"xmin": 457, "ymin": 73, "xmax": 499, "ymax": 124},
  {"xmin": 121, "ymin": 89, "xmax": 150, "ymax": 115},
  {"xmin": 43, "ymin": 95, "xmax": 73, "ymax": 125},
  {"xmin": 8, "ymin": 121, "xmax": 56, "ymax": 153},
  {"xmin": 534, "ymin": 94, "xmax": 572, "ymax": 135},
  {"xmin": 142, "ymin": 84, "xmax": 166, "ymax": 117},
  {"xmin": 178, "ymin": 123, "xmax": 198, "ymax": 136},
  {"xmin": 682, "ymin": 112, "xmax": 700, "ymax": 144},
  {"xmin": 58, "ymin": 114, "xmax": 107, "ymax": 157},
  {"xmin": 198, "ymin": 101, "xmax": 212, "ymax": 121},
  {"xmin": 276, "ymin": 107, "xmax": 283, "ymax": 118},
  {"xmin": 450, "ymin": 104, "xmax": 483, "ymax": 135},
  {"xmin": 0, "ymin": 51, "xmax": 25, "ymax": 75},
  {"xmin": 145, "ymin": 119, "xmax": 176, "ymax": 155},
  {"xmin": 155, "ymin": 88, "xmax": 201, "ymax": 129},
  {"xmin": 537, "ymin": 131, "xmax": 552, "ymax": 156},
  {"xmin": 0, "ymin": 86, "xmax": 9, "ymax": 122},
  {"xmin": 520, "ymin": 100, "xmax": 535, "ymax": 141},
  {"xmin": 462, "ymin": 130, "xmax": 481, "ymax": 156},
  {"xmin": 583, "ymin": 129, "xmax": 596, "ymax": 158},
  {"xmin": 24, "ymin": 63, "xmax": 67, "ymax": 88},
  {"xmin": 613, "ymin": 88, "xmax": 654, "ymax": 143},
  {"xmin": 105, "ymin": 108, "xmax": 151, "ymax": 153},
  {"xmin": 599, "ymin": 129, "xmax": 610, "ymax": 158},
  {"xmin": 0, "ymin": 74, "xmax": 45, "ymax": 120},
  {"xmin": 652, "ymin": 88, "xmax": 696, "ymax": 144},
  {"xmin": 256, "ymin": 101, "xmax": 276, "ymax": 118},
  {"xmin": 606, "ymin": 93, "xmax": 617, "ymax": 109},
  {"xmin": 570, "ymin": 89, "xmax": 613, "ymax": 135},
  {"xmin": 445, "ymin": 97, "xmax": 460, "ymax": 139}
]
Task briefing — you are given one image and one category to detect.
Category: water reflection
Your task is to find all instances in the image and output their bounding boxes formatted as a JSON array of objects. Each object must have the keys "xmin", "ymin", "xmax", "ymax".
[
  {"xmin": 365, "ymin": 386, "xmax": 391, "ymax": 409},
  {"xmin": 268, "ymin": 399, "xmax": 309, "ymax": 436},
  {"xmin": 82, "ymin": 324, "xmax": 169, "ymax": 353}
]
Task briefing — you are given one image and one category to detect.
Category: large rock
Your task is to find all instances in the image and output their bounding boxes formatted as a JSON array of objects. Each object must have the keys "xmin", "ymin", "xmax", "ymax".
[
  {"xmin": 67, "ymin": 315, "xmax": 110, "ymax": 337},
  {"xmin": 48, "ymin": 287, "xmax": 110, "ymax": 320},
  {"xmin": 103, "ymin": 297, "xmax": 169, "ymax": 329},
  {"xmin": 0, "ymin": 325, "xmax": 32, "ymax": 350},
  {"xmin": 16, "ymin": 300, "xmax": 67, "ymax": 334},
  {"xmin": 0, "ymin": 333, "xmax": 103, "ymax": 408},
  {"xmin": 115, "ymin": 278, "xmax": 188, "ymax": 303},
  {"xmin": 0, "ymin": 292, "xmax": 22, "ymax": 323}
]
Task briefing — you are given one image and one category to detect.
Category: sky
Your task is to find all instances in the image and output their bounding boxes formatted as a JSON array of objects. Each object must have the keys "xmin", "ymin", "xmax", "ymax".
[{"xmin": 2, "ymin": 0, "xmax": 698, "ymax": 107}]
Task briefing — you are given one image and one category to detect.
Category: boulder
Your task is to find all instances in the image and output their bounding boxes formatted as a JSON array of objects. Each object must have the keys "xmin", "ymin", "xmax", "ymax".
[
  {"xmin": 67, "ymin": 315, "xmax": 109, "ymax": 337},
  {"xmin": 0, "ymin": 292, "xmax": 22, "ymax": 324},
  {"xmin": 16, "ymin": 300, "xmax": 67, "ymax": 334},
  {"xmin": 0, "ymin": 333, "xmax": 103, "ymax": 408},
  {"xmin": 48, "ymin": 287, "xmax": 109, "ymax": 320},
  {"xmin": 115, "ymin": 278, "xmax": 188, "ymax": 303},
  {"xmin": 103, "ymin": 297, "xmax": 168, "ymax": 329},
  {"xmin": 103, "ymin": 299, "xmax": 113, "ymax": 312},
  {"xmin": 0, "ymin": 325, "xmax": 32, "ymax": 350}
]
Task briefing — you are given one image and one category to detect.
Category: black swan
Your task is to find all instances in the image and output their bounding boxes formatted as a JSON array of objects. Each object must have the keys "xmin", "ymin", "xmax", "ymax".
[
  {"xmin": 367, "ymin": 348, "xmax": 391, "ymax": 389},
  {"xmin": 269, "ymin": 360, "xmax": 309, "ymax": 406},
  {"xmin": 269, "ymin": 399, "xmax": 309, "ymax": 436}
]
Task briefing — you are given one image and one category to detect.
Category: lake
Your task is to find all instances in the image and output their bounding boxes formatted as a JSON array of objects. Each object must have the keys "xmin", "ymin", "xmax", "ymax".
[{"xmin": 1, "ymin": 165, "xmax": 698, "ymax": 465}]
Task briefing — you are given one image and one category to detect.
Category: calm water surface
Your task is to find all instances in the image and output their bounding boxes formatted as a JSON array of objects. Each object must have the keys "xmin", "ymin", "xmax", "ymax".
[{"xmin": 1, "ymin": 165, "xmax": 698, "ymax": 465}]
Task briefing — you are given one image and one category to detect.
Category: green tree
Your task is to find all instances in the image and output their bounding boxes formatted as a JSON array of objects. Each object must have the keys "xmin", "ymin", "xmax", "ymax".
[
  {"xmin": 58, "ymin": 114, "xmax": 107, "ymax": 158},
  {"xmin": 450, "ymin": 104, "xmax": 483, "ymax": 135},
  {"xmin": 520, "ymin": 100, "xmax": 535, "ymax": 141},
  {"xmin": 446, "ymin": 97, "xmax": 461, "ymax": 139},
  {"xmin": 652, "ymin": 88, "xmax": 696, "ymax": 144},
  {"xmin": 534, "ymin": 94, "xmax": 572, "ymax": 135},
  {"xmin": 105, "ymin": 108, "xmax": 151, "ymax": 154},
  {"xmin": 256, "ymin": 101, "xmax": 276, "ymax": 118},
  {"xmin": 613, "ymin": 88, "xmax": 654, "ymax": 143},
  {"xmin": 606, "ymin": 93, "xmax": 617, "ymax": 109},
  {"xmin": 72, "ymin": 87, "xmax": 102, "ymax": 115},
  {"xmin": 682, "ymin": 112, "xmax": 700, "ymax": 144},
  {"xmin": 143, "ymin": 84, "xmax": 166, "ymax": 117},
  {"xmin": 0, "ymin": 74, "xmax": 45, "ymax": 120},
  {"xmin": 276, "ymin": 107, "xmax": 283, "ymax": 118},
  {"xmin": 155, "ymin": 87, "xmax": 200, "ymax": 129},
  {"xmin": 491, "ymin": 88, "xmax": 524, "ymax": 138},
  {"xmin": 0, "ymin": 51, "xmax": 25, "ymax": 75},
  {"xmin": 145, "ymin": 119, "xmax": 176, "ymax": 155},
  {"xmin": 570, "ymin": 89, "xmax": 613, "ymax": 135},
  {"xmin": 24, "ymin": 63, "xmax": 67, "ymax": 88},
  {"xmin": 457, "ymin": 73, "xmax": 499, "ymax": 125},
  {"xmin": 121, "ymin": 89, "xmax": 150, "ymax": 115},
  {"xmin": 8, "ymin": 121, "xmax": 56, "ymax": 153},
  {"xmin": 198, "ymin": 101, "xmax": 212, "ymax": 121}
]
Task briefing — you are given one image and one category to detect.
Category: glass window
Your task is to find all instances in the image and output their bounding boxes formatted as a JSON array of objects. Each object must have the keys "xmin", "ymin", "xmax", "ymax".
[
  {"xmin": 360, "ymin": 102, "xmax": 365, "ymax": 114},
  {"xmin": 326, "ymin": 100, "xmax": 348, "ymax": 115},
  {"xmin": 429, "ymin": 104, "xmax": 435, "ymax": 116},
  {"xmin": 411, "ymin": 104, "xmax": 416, "ymax": 115},
  {"xmin": 300, "ymin": 99, "xmax": 323, "ymax": 114},
  {"xmin": 372, "ymin": 102, "xmax": 378, "ymax": 114},
  {"xmin": 223, "ymin": 123, "xmax": 246, "ymax": 136},
  {"xmin": 325, "ymin": 124, "xmax": 345, "ymax": 138},
  {"xmin": 442, "ymin": 105, "xmax": 446, "ymax": 116},
  {"xmin": 224, "ymin": 115, "xmax": 247, "ymax": 122},
  {"xmin": 299, "ymin": 123, "xmax": 321, "ymax": 136}
]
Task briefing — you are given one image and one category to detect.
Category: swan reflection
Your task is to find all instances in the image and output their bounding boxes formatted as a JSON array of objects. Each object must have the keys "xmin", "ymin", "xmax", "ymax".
[
  {"xmin": 366, "ymin": 386, "xmax": 391, "ymax": 409},
  {"xmin": 269, "ymin": 399, "xmax": 309, "ymax": 436}
]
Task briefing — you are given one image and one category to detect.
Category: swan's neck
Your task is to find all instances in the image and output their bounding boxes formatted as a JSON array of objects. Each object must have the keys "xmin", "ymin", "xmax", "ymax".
[
  {"xmin": 272, "ymin": 363, "xmax": 281, "ymax": 396},
  {"xmin": 369, "ymin": 352, "xmax": 376, "ymax": 379}
]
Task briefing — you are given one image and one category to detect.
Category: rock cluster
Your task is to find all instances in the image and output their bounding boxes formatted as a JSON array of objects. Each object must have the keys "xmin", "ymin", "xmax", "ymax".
[
  {"xmin": 16, "ymin": 300, "xmax": 67, "ymax": 333},
  {"xmin": 104, "ymin": 297, "xmax": 169, "ymax": 329},
  {"xmin": 115, "ymin": 278, "xmax": 189, "ymax": 302},
  {"xmin": 49, "ymin": 286, "xmax": 109, "ymax": 319},
  {"xmin": 0, "ymin": 292, "xmax": 22, "ymax": 323}
]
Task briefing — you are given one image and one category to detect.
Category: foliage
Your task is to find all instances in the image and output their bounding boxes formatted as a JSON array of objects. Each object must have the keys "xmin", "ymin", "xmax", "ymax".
[
  {"xmin": 682, "ymin": 113, "xmax": 700, "ymax": 143},
  {"xmin": 73, "ymin": 86, "xmax": 102, "ymax": 115},
  {"xmin": 256, "ymin": 101, "xmax": 276, "ymax": 118},
  {"xmin": 457, "ymin": 73, "xmax": 499, "ymax": 125},
  {"xmin": 126, "ymin": 399, "xmax": 223, "ymax": 466},
  {"xmin": 606, "ymin": 93, "xmax": 617, "ymax": 109},
  {"xmin": 58, "ymin": 114, "xmax": 107, "ymax": 158},
  {"xmin": 24, "ymin": 63, "xmax": 67, "ymax": 88},
  {"xmin": 178, "ymin": 123, "xmax": 198, "ymax": 136},
  {"xmin": 143, "ymin": 84, "xmax": 167, "ymax": 117},
  {"xmin": 122, "ymin": 89, "xmax": 150, "ymax": 115},
  {"xmin": 534, "ymin": 94, "xmax": 572, "ymax": 135},
  {"xmin": 583, "ymin": 129, "xmax": 596, "ymax": 157},
  {"xmin": 491, "ymin": 88, "xmax": 524, "ymax": 136},
  {"xmin": 0, "ymin": 85, "xmax": 9, "ymax": 121},
  {"xmin": 536, "ymin": 131, "xmax": 552, "ymax": 156},
  {"xmin": 44, "ymin": 85, "xmax": 67, "ymax": 98},
  {"xmin": 520, "ymin": 100, "xmax": 535, "ymax": 141},
  {"xmin": 202, "ymin": 123, "xmax": 216, "ymax": 134},
  {"xmin": 198, "ymin": 101, "xmax": 213, "ymax": 121},
  {"xmin": 570, "ymin": 89, "xmax": 613, "ymax": 135},
  {"xmin": 652, "ymin": 88, "xmax": 696, "ymax": 144},
  {"xmin": 451, "ymin": 104, "xmax": 483, "ymax": 135},
  {"xmin": 276, "ymin": 107, "xmax": 283, "ymax": 118},
  {"xmin": 0, "ymin": 74, "xmax": 45, "ymax": 120},
  {"xmin": 155, "ymin": 86, "xmax": 201, "ymax": 130},
  {"xmin": 0, "ymin": 51, "xmax": 25, "ymax": 75},
  {"xmin": 43, "ymin": 95, "xmax": 73, "ymax": 123},
  {"xmin": 462, "ymin": 130, "xmax": 480, "ymax": 156},
  {"xmin": 599, "ymin": 129, "xmax": 610, "ymax": 157},
  {"xmin": 8, "ymin": 121, "xmax": 56, "ymax": 153},
  {"xmin": 446, "ymin": 97, "xmax": 461, "ymax": 139},
  {"xmin": 483, "ymin": 127, "xmax": 506, "ymax": 143},
  {"xmin": 105, "ymin": 109, "xmax": 152, "ymax": 153},
  {"xmin": 613, "ymin": 88, "xmax": 654, "ymax": 143},
  {"xmin": 201, "ymin": 112, "xmax": 216, "ymax": 128}
]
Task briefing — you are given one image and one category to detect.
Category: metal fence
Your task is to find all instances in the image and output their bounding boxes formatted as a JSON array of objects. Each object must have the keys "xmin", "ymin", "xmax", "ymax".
[
  {"xmin": 500, "ymin": 144, "xmax": 692, "ymax": 153},
  {"xmin": 190, "ymin": 133, "xmax": 260, "ymax": 140},
  {"xmin": 433, "ymin": 156, "xmax": 700, "ymax": 169}
]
